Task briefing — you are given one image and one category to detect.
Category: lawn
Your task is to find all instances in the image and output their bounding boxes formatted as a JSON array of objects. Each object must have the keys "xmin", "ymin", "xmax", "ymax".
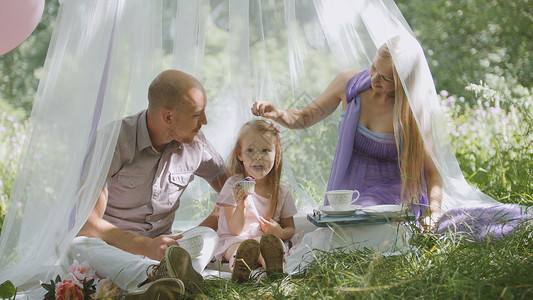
[{"xmin": 198, "ymin": 226, "xmax": 533, "ymax": 299}]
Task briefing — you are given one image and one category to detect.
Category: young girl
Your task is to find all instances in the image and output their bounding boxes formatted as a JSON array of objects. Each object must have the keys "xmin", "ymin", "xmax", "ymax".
[{"xmin": 215, "ymin": 119, "xmax": 298, "ymax": 281}]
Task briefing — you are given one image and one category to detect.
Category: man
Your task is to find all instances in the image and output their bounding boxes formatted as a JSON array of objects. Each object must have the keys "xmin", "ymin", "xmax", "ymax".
[{"xmin": 71, "ymin": 70, "xmax": 227, "ymax": 297}]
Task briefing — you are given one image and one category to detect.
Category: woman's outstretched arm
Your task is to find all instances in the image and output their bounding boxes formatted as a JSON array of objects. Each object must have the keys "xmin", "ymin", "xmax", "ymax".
[{"xmin": 251, "ymin": 70, "xmax": 359, "ymax": 129}]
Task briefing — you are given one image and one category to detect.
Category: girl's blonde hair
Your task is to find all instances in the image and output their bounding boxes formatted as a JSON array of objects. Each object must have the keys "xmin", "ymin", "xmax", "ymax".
[
  {"xmin": 377, "ymin": 42, "xmax": 425, "ymax": 211},
  {"xmin": 227, "ymin": 119, "xmax": 283, "ymax": 219}
]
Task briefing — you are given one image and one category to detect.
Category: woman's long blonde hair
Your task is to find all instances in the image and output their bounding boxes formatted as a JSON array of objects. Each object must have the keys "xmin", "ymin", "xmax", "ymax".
[
  {"xmin": 377, "ymin": 43, "xmax": 425, "ymax": 209},
  {"xmin": 227, "ymin": 120, "xmax": 283, "ymax": 219}
]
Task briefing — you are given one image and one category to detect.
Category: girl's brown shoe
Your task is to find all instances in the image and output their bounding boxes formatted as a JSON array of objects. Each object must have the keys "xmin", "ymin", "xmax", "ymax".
[{"xmin": 231, "ymin": 239, "xmax": 261, "ymax": 282}]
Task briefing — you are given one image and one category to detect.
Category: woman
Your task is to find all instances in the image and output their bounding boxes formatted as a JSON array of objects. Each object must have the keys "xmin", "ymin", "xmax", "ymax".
[{"xmin": 252, "ymin": 35, "xmax": 443, "ymax": 227}]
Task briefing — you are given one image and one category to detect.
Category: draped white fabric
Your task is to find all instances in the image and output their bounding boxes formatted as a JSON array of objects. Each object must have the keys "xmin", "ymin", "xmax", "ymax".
[{"xmin": 0, "ymin": 0, "xmax": 497, "ymax": 295}]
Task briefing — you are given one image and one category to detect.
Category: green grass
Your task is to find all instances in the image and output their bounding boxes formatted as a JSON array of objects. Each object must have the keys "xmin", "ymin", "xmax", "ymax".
[{"xmin": 195, "ymin": 225, "xmax": 533, "ymax": 299}]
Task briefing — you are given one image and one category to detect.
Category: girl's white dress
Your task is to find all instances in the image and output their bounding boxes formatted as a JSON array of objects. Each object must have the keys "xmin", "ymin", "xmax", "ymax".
[{"xmin": 214, "ymin": 174, "xmax": 298, "ymax": 260}]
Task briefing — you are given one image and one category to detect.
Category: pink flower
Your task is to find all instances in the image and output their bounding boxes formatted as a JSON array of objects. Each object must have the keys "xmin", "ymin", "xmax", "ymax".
[
  {"xmin": 68, "ymin": 260, "xmax": 95, "ymax": 284},
  {"xmin": 55, "ymin": 279, "xmax": 83, "ymax": 300}
]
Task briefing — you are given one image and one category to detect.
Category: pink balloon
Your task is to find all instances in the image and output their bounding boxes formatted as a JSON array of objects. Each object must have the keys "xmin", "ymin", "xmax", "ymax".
[{"xmin": 0, "ymin": 0, "xmax": 45, "ymax": 55}]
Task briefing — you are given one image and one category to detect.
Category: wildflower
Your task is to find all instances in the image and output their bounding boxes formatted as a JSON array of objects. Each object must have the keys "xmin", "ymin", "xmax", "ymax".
[
  {"xmin": 444, "ymin": 96, "xmax": 456, "ymax": 105},
  {"xmin": 67, "ymin": 260, "xmax": 96, "ymax": 284},
  {"xmin": 488, "ymin": 107, "xmax": 502, "ymax": 114},
  {"xmin": 439, "ymin": 90, "xmax": 449, "ymax": 97}
]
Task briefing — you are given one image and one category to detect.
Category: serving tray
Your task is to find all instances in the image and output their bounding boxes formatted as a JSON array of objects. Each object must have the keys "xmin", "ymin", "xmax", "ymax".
[{"xmin": 307, "ymin": 210, "xmax": 415, "ymax": 227}]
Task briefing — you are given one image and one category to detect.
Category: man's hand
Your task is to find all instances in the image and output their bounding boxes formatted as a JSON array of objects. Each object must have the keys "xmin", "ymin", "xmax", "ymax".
[{"xmin": 146, "ymin": 234, "xmax": 183, "ymax": 261}]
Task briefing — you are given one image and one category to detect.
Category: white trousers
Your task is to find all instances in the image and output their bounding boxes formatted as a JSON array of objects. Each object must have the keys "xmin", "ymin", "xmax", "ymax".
[{"xmin": 69, "ymin": 226, "xmax": 218, "ymax": 291}]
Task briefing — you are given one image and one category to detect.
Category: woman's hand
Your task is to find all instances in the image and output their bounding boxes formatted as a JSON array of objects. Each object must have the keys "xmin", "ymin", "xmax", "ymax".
[
  {"xmin": 251, "ymin": 101, "xmax": 281, "ymax": 119},
  {"xmin": 420, "ymin": 213, "xmax": 441, "ymax": 232},
  {"xmin": 251, "ymin": 71, "xmax": 354, "ymax": 129}
]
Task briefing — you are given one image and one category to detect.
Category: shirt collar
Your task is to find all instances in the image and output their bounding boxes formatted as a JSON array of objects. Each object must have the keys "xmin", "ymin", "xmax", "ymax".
[
  {"xmin": 137, "ymin": 110, "xmax": 153, "ymax": 151},
  {"xmin": 137, "ymin": 109, "xmax": 181, "ymax": 154}
]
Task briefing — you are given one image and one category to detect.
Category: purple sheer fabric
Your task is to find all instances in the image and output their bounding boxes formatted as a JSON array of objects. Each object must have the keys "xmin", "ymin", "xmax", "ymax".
[
  {"xmin": 326, "ymin": 70, "xmax": 429, "ymax": 218},
  {"xmin": 436, "ymin": 204, "xmax": 532, "ymax": 242}
]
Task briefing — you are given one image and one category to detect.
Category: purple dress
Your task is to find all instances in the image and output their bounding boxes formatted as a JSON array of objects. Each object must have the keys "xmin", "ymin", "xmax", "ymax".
[{"xmin": 326, "ymin": 70, "xmax": 429, "ymax": 218}]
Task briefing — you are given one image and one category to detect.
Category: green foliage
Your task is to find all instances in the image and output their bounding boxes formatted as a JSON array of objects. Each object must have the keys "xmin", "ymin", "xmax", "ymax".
[
  {"xmin": 397, "ymin": 0, "xmax": 533, "ymax": 98},
  {"xmin": 0, "ymin": 98, "xmax": 28, "ymax": 233},
  {"xmin": 283, "ymin": 112, "xmax": 338, "ymax": 207},
  {"xmin": 0, "ymin": 280, "xmax": 16, "ymax": 300},
  {"xmin": 41, "ymin": 275, "xmax": 62, "ymax": 300},
  {"xmin": 0, "ymin": 0, "xmax": 59, "ymax": 113},
  {"xmin": 174, "ymin": 190, "xmax": 218, "ymax": 226}
]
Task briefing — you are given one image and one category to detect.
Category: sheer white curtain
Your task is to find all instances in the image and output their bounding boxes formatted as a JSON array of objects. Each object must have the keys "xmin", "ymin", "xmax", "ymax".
[
  {"xmin": 0, "ymin": 0, "xmax": 497, "ymax": 296},
  {"xmin": 0, "ymin": 0, "xmax": 164, "ymax": 292},
  {"xmin": 386, "ymin": 30, "xmax": 498, "ymax": 211}
]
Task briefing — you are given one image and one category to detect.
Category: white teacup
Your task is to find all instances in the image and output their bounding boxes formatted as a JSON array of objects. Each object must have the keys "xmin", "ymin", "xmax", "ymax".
[
  {"xmin": 326, "ymin": 190, "xmax": 360, "ymax": 211},
  {"xmin": 178, "ymin": 234, "xmax": 204, "ymax": 257}
]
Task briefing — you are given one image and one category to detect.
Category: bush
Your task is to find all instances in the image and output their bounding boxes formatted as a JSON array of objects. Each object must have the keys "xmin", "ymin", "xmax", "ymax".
[
  {"xmin": 397, "ymin": 0, "xmax": 533, "ymax": 98},
  {"xmin": 440, "ymin": 76, "xmax": 533, "ymax": 204},
  {"xmin": 0, "ymin": 99, "xmax": 28, "ymax": 233}
]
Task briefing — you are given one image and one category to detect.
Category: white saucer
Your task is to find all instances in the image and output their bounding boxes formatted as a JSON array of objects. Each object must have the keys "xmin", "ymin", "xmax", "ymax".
[
  {"xmin": 319, "ymin": 205, "xmax": 361, "ymax": 217},
  {"xmin": 360, "ymin": 205, "xmax": 405, "ymax": 218}
]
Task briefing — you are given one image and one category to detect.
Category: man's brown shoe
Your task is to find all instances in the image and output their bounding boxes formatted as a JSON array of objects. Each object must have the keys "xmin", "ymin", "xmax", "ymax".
[
  {"xmin": 126, "ymin": 278, "xmax": 185, "ymax": 300},
  {"xmin": 146, "ymin": 246, "xmax": 203, "ymax": 292}
]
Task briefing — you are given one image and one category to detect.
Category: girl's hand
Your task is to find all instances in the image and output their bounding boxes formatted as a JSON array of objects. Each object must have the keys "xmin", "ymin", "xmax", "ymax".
[
  {"xmin": 232, "ymin": 185, "xmax": 247, "ymax": 208},
  {"xmin": 251, "ymin": 101, "xmax": 280, "ymax": 119},
  {"xmin": 259, "ymin": 217, "xmax": 282, "ymax": 236}
]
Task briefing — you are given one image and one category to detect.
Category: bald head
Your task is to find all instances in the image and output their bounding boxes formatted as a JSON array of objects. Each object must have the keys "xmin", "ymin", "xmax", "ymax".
[{"xmin": 148, "ymin": 70, "xmax": 205, "ymax": 113}]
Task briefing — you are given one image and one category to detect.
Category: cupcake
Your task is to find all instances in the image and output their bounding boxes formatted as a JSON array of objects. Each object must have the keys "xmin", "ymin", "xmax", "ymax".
[{"xmin": 236, "ymin": 176, "xmax": 256, "ymax": 194}]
